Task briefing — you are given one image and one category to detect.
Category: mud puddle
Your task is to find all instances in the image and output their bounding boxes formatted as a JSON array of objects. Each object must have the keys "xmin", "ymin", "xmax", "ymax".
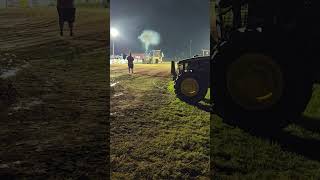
[
  {"xmin": 11, "ymin": 98, "xmax": 44, "ymax": 112},
  {"xmin": 110, "ymin": 81, "xmax": 119, "ymax": 87},
  {"xmin": 0, "ymin": 58, "xmax": 30, "ymax": 79}
]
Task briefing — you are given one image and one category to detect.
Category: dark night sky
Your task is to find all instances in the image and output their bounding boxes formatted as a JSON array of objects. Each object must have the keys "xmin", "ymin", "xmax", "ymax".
[{"xmin": 110, "ymin": 0, "xmax": 210, "ymax": 59}]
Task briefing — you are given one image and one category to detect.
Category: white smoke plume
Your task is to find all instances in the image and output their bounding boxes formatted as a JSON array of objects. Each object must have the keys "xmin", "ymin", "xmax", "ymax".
[{"xmin": 138, "ymin": 30, "xmax": 161, "ymax": 52}]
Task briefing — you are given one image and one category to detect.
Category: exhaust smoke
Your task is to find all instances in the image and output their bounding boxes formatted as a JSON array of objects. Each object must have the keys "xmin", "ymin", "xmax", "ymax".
[{"xmin": 138, "ymin": 30, "xmax": 161, "ymax": 52}]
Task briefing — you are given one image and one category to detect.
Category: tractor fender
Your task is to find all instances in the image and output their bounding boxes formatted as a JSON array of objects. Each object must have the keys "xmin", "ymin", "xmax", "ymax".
[{"xmin": 171, "ymin": 61, "xmax": 177, "ymax": 80}]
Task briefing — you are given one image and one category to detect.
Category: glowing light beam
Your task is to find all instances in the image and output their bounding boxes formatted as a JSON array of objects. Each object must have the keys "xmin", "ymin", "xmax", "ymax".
[{"xmin": 111, "ymin": 28, "xmax": 119, "ymax": 38}]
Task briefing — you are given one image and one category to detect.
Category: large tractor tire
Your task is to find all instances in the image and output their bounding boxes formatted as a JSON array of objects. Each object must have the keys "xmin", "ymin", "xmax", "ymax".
[
  {"xmin": 174, "ymin": 72, "xmax": 208, "ymax": 105},
  {"xmin": 212, "ymin": 33, "xmax": 313, "ymax": 132}
]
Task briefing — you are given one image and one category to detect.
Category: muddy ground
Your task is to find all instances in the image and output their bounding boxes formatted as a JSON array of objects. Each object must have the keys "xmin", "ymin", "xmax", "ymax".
[
  {"xmin": 0, "ymin": 8, "xmax": 109, "ymax": 179},
  {"xmin": 110, "ymin": 64, "xmax": 210, "ymax": 179}
]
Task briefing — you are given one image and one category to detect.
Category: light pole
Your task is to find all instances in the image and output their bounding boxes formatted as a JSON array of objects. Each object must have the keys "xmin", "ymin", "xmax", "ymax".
[
  {"xmin": 112, "ymin": 39, "xmax": 115, "ymax": 57},
  {"xmin": 110, "ymin": 28, "xmax": 119, "ymax": 58},
  {"xmin": 189, "ymin": 40, "xmax": 192, "ymax": 58}
]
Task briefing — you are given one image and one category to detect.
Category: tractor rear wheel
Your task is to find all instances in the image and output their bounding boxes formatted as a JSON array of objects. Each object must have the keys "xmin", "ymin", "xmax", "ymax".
[
  {"xmin": 212, "ymin": 40, "xmax": 313, "ymax": 132},
  {"xmin": 174, "ymin": 72, "xmax": 208, "ymax": 104}
]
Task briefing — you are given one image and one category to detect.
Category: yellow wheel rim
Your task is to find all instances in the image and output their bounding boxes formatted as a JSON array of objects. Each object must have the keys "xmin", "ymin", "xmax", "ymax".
[
  {"xmin": 227, "ymin": 53, "xmax": 284, "ymax": 110},
  {"xmin": 181, "ymin": 78, "xmax": 199, "ymax": 97}
]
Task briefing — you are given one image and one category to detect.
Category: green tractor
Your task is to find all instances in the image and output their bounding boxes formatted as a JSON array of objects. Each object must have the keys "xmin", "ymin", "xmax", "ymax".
[
  {"xmin": 171, "ymin": 56, "xmax": 210, "ymax": 105},
  {"xmin": 173, "ymin": 0, "xmax": 319, "ymax": 131}
]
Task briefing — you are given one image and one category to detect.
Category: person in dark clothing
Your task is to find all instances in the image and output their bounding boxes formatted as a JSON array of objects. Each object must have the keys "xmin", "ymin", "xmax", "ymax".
[
  {"xmin": 123, "ymin": 53, "xmax": 127, "ymax": 61},
  {"xmin": 127, "ymin": 53, "xmax": 134, "ymax": 74},
  {"xmin": 57, "ymin": 0, "xmax": 76, "ymax": 36}
]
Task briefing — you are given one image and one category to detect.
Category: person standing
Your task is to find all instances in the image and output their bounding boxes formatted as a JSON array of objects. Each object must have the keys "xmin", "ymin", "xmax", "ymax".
[
  {"xmin": 122, "ymin": 53, "xmax": 127, "ymax": 61},
  {"xmin": 57, "ymin": 0, "xmax": 76, "ymax": 36},
  {"xmin": 127, "ymin": 53, "xmax": 134, "ymax": 74}
]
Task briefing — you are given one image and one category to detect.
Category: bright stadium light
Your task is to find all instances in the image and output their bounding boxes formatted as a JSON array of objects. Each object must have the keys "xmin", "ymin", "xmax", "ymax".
[
  {"xmin": 111, "ymin": 27, "xmax": 119, "ymax": 57},
  {"xmin": 111, "ymin": 28, "xmax": 119, "ymax": 38}
]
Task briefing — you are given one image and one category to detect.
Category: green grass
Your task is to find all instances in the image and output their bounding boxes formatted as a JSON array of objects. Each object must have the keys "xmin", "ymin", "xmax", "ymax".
[
  {"xmin": 211, "ymin": 84, "xmax": 320, "ymax": 179},
  {"xmin": 304, "ymin": 84, "xmax": 320, "ymax": 118},
  {"xmin": 110, "ymin": 71, "xmax": 210, "ymax": 179}
]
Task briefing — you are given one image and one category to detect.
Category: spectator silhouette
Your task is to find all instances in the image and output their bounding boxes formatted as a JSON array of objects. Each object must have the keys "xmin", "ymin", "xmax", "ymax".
[
  {"xmin": 57, "ymin": 0, "xmax": 76, "ymax": 36},
  {"xmin": 127, "ymin": 53, "xmax": 134, "ymax": 74},
  {"xmin": 123, "ymin": 53, "xmax": 127, "ymax": 60}
]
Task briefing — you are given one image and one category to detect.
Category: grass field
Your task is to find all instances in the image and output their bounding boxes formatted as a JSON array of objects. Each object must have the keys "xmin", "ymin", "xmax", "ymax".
[
  {"xmin": 111, "ymin": 64, "xmax": 320, "ymax": 179},
  {"xmin": 0, "ymin": 7, "xmax": 108, "ymax": 179},
  {"xmin": 211, "ymin": 85, "xmax": 320, "ymax": 179},
  {"xmin": 110, "ymin": 64, "xmax": 210, "ymax": 179},
  {"xmin": 3, "ymin": 5, "xmax": 320, "ymax": 180}
]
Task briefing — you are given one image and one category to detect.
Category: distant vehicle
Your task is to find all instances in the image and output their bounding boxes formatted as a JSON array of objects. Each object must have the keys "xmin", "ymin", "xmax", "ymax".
[{"xmin": 171, "ymin": 56, "xmax": 210, "ymax": 104}]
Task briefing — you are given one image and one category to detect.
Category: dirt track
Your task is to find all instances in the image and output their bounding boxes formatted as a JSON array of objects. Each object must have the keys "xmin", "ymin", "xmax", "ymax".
[
  {"xmin": 111, "ymin": 64, "xmax": 171, "ymax": 78},
  {"xmin": 0, "ymin": 8, "xmax": 108, "ymax": 179}
]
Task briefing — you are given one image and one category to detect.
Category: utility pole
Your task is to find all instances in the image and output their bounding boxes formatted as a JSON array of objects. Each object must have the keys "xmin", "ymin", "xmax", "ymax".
[
  {"xmin": 189, "ymin": 40, "xmax": 192, "ymax": 58},
  {"xmin": 112, "ymin": 39, "xmax": 115, "ymax": 57}
]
